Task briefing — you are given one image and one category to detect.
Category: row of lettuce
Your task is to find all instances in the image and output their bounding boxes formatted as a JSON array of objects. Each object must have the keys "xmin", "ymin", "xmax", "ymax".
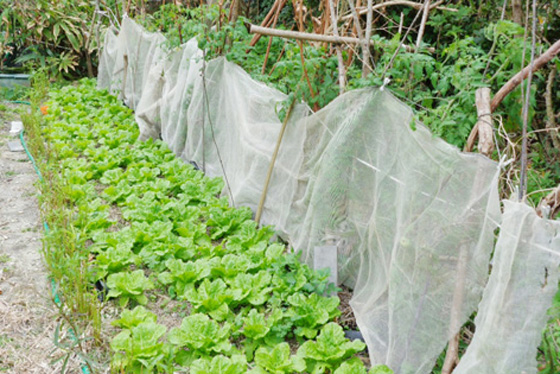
[{"xmin": 32, "ymin": 79, "xmax": 390, "ymax": 373}]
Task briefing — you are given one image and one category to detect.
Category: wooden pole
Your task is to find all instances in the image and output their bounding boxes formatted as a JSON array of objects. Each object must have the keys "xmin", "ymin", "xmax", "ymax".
[
  {"xmin": 248, "ymin": 23, "xmax": 432, "ymax": 52},
  {"xmin": 362, "ymin": 0, "xmax": 373, "ymax": 76},
  {"xmin": 465, "ymin": 38, "xmax": 560, "ymax": 153},
  {"xmin": 340, "ymin": 0, "xmax": 456, "ymax": 21},
  {"xmin": 415, "ymin": 0, "xmax": 431, "ymax": 50},
  {"xmin": 464, "ymin": 88, "xmax": 494, "ymax": 156},
  {"xmin": 247, "ymin": 0, "xmax": 287, "ymax": 48},
  {"xmin": 120, "ymin": 54, "xmax": 129, "ymax": 101},
  {"xmin": 327, "ymin": 0, "xmax": 346, "ymax": 93},
  {"xmin": 545, "ymin": 68, "xmax": 560, "ymax": 150},
  {"xmin": 261, "ymin": 3, "xmax": 282, "ymax": 74},
  {"xmin": 255, "ymin": 99, "xmax": 296, "ymax": 225},
  {"xmin": 248, "ymin": 24, "xmax": 375, "ymax": 46}
]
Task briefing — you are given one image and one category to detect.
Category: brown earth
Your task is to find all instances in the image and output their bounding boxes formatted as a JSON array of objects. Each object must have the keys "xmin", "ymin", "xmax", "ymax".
[{"xmin": 0, "ymin": 107, "xmax": 80, "ymax": 373}]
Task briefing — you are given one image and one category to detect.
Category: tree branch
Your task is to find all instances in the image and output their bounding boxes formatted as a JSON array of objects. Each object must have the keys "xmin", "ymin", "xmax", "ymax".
[
  {"xmin": 491, "ymin": 38, "xmax": 560, "ymax": 113},
  {"xmin": 362, "ymin": 0, "xmax": 373, "ymax": 76},
  {"xmin": 545, "ymin": 68, "xmax": 560, "ymax": 150},
  {"xmin": 327, "ymin": 0, "xmax": 346, "ymax": 93},
  {"xmin": 340, "ymin": 0, "xmax": 456, "ymax": 21},
  {"xmin": 415, "ymin": 0, "xmax": 431, "ymax": 50},
  {"xmin": 247, "ymin": 23, "xmax": 429, "ymax": 52}
]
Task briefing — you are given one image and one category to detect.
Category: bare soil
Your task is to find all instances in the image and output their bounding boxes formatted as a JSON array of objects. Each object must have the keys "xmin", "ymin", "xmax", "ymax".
[{"xmin": 0, "ymin": 108, "xmax": 67, "ymax": 373}]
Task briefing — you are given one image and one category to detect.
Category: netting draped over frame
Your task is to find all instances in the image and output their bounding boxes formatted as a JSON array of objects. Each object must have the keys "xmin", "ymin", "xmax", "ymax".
[
  {"xmin": 288, "ymin": 89, "xmax": 501, "ymax": 373},
  {"xmin": 97, "ymin": 18, "xmax": 560, "ymax": 374},
  {"xmin": 454, "ymin": 201, "xmax": 560, "ymax": 374}
]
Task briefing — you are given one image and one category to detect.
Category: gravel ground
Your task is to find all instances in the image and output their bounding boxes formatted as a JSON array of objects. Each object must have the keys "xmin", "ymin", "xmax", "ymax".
[{"xmin": 0, "ymin": 107, "xmax": 73, "ymax": 373}]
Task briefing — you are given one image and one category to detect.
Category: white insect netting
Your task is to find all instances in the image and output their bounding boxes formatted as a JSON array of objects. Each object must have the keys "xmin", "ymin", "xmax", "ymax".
[
  {"xmin": 97, "ymin": 18, "xmax": 560, "ymax": 374},
  {"xmin": 454, "ymin": 201, "xmax": 560, "ymax": 374},
  {"xmin": 289, "ymin": 89, "xmax": 501, "ymax": 373}
]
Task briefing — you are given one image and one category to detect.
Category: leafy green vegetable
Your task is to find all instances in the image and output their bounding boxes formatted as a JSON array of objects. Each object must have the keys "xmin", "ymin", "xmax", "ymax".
[
  {"xmin": 286, "ymin": 293, "xmax": 341, "ymax": 339},
  {"xmin": 168, "ymin": 313, "xmax": 233, "ymax": 363},
  {"xmin": 110, "ymin": 321, "xmax": 168, "ymax": 373},
  {"xmin": 107, "ymin": 270, "xmax": 154, "ymax": 307},
  {"xmin": 112, "ymin": 306, "xmax": 157, "ymax": 330},
  {"xmin": 297, "ymin": 323, "xmax": 366, "ymax": 373},
  {"xmin": 228, "ymin": 271, "xmax": 273, "ymax": 306},
  {"xmin": 252, "ymin": 342, "xmax": 306, "ymax": 374},
  {"xmin": 369, "ymin": 365, "xmax": 394, "ymax": 374},
  {"xmin": 158, "ymin": 258, "xmax": 210, "ymax": 295},
  {"xmin": 94, "ymin": 242, "xmax": 138, "ymax": 280},
  {"xmin": 333, "ymin": 359, "xmax": 369, "ymax": 374},
  {"xmin": 242, "ymin": 309, "xmax": 271, "ymax": 340},
  {"xmin": 38, "ymin": 80, "xmax": 361, "ymax": 373},
  {"xmin": 184, "ymin": 279, "xmax": 233, "ymax": 320},
  {"xmin": 191, "ymin": 354, "xmax": 247, "ymax": 374}
]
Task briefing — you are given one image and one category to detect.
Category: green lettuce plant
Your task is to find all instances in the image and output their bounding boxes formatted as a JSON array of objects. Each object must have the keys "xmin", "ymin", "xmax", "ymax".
[
  {"xmin": 297, "ymin": 323, "xmax": 366, "ymax": 373},
  {"xmin": 107, "ymin": 270, "xmax": 154, "ymax": 307}
]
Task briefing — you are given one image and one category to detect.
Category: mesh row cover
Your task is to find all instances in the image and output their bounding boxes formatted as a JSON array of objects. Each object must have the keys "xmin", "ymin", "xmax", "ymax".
[
  {"xmin": 292, "ymin": 89, "xmax": 502, "ymax": 374},
  {"xmin": 454, "ymin": 201, "xmax": 560, "ymax": 374},
  {"xmin": 97, "ymin": 18, "xmax": 559, "ymax": 374}
]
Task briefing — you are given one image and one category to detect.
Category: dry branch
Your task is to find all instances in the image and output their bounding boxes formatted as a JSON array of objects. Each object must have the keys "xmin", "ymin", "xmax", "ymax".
[
  {"xmin": 261, "ymin": 0, "xmax": 283, "ymax": 74},
  {"xmin": 415, "ymin": 0, "xmax": 431, "ymax": 50},
  {"xmin": 490, "ymin": 38, "xmax": 560, "ymax": 112},
  {"xmin": 545, "ymin": 68, "xmax": 560, "ymax": 150},
  {"xmin": 442, "ymin": 332, "xmax": 460, "ymax": 374},
  {"xmin": 340, "ymin": 0, "xmax": 456, "ymax": 21},
  {"xmin": 248, "ymin": 0, "xmax": 287, "ymax": 48},
  {"xmin": 327, "ymin": 0, "xmax": 346, "ymax": 92},
  {"xmin": 466, "ymin": 38, "xmax": 560, "ymax": 153},
  {"xmin": 537, "ymin": 186, "xmax": 560, "ymax": 219},
  {"xmin": 248, "ymin": 23, "xmax": 375, "ymax": 45},
  {"xmin": 247, "ymin": 23, "xmax": 427, "ymax": 52},
  {"xmin": 362, "ymin": 0, "xmax": 373, "ymax": 76}
]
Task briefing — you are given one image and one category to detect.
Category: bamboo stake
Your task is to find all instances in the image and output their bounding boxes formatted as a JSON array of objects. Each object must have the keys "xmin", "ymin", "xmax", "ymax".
[
  {"xmin": 441, "ymin": 247, "xmax": 467, "ymax": 374},
  {"xmin": 261, "ymin": 4, "xmax": 282, "ymax": 74},
  {"xmin": 255, "ymin": 99, "xmax": 296, "ymax": 225},
  {"xmin": 362, "ymin": 0, "xmax": 373, "ymax": 76},
  {"xmin": 443, "ymin": 143, "xmax": 495, "ymax": 374},
  {"xmin": 519, "ymin": 0, "xmax": 538, "ymax": 201},
  {"xmin": 415, "ymin": 0, "xmax": 431, "ymax": 50},
  {"xmin": 248, "ymin": 0, "xmax": 287, "ymax": 48},
  {"xmin": 120, "ymin": 54, "xmax": 129, "ymax": 101},
  {"xmin": 247, "ymin": 24, "xmax": 429, "ymax": 52},
  {"xmin": 545, "ymin": 68, "xmax": 560, "ymax": 150},
  {"xmin": 340, "ymin": 0, "xmax": 455, "ymax": 21},
  {"xmin": 248, "ymin": 24, "xmax": 374, "ymax": 45},
  {"xmin": 327, "ymin": 0, "xmax": 346, "ymax": 93},
  {"xmin": 347, "ymin": 0, "xmax": 364, "ymax": 38}
]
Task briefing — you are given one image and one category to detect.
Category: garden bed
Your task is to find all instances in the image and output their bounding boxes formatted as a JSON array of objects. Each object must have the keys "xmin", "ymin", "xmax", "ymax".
[{"xmin": 26, "ymin": 79, "xmax": 383, "ymax": 373}]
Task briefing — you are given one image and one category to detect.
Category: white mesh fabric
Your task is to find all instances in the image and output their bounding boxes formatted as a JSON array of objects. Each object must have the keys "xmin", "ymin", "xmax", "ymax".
[
  {"xmin": 96, "ymin": 26, "xmax": 120, "ymax": 91},
  {"xmin": 97, "ymin": 19, "xmax": 560, "ymax": 374},
  {"xmin": 158, "ymin": 39, "xmax": 203, "ymax": 151},
  {"xmin": 97, "ymin": 17, "xmax": 165, "ymax": 110},
  {"xmin": 285, "ymin": 88, "xmax": 501, "ymax": 373},
  {"xmin": 98, "ymin": 22, "xmax": 305, "ymax": 223},
  {"xmin": 454, "ymin": 200, "xmax": 560, "ymax": 374}
]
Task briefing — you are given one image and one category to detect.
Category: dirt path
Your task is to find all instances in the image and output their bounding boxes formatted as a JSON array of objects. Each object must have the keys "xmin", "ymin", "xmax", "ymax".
[{"xmin": 0, "ymin": 108, "xmax": 59, "ymax": 373}]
